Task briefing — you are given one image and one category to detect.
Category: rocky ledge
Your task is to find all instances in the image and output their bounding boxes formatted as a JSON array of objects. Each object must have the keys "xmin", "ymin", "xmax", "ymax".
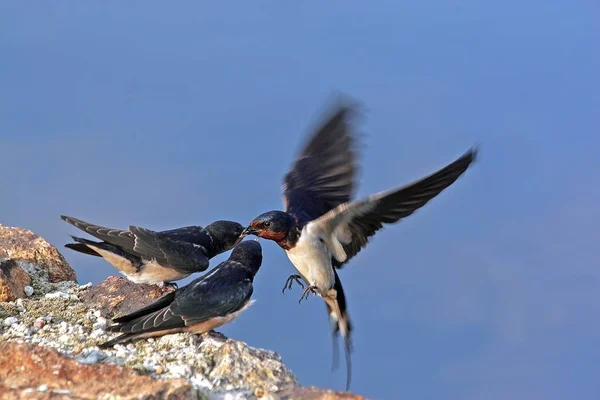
[{"xmin": 0, "ymin": 223, "xmax": 366, "ymax": 400}]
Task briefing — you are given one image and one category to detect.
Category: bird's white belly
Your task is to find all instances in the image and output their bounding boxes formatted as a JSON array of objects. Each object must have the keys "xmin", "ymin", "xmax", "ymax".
[{"xmin": 286, "ymin": 231, "xmax": 334, "ymax": 294}]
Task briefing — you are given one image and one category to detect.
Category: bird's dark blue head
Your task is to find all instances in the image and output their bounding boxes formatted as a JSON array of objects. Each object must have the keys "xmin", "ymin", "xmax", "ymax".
[
  {"xmin": 243, "ymin": 211, "xmax": 295, "ymax": 242},
  {"xmin": 229, "ymin": 239, "xmax": 263, "ymax": 275},
  {"xmin": 205, "ymin": 220, "xmax": 246, "ymax": 253}
]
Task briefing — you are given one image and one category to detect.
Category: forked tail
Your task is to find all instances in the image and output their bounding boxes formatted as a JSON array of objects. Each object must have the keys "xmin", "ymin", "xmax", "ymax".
[
  {"xmin": 64, "ymin": 236, "xmax": 103, "ymax": 257},
  {"xmin": 325, "ymin": 270, "xmax": 353, "ymax": 391}
]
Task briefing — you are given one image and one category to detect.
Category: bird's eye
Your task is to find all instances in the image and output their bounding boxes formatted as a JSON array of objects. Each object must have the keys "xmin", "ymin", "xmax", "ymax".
[{"xmin": 264, "ymin": 221, "xmax": 272, "ymax": 228}]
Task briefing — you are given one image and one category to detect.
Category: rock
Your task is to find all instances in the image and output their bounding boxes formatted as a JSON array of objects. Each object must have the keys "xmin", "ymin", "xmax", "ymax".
[
  {"xmin": 0, "ymin": 259, "xmax": 32, "ymax": 301},
  {"xmin": 272, "ymin": 386, "xmax": 368, "ymax": 399},
  {"xmin": 0, "ymin": 342, "xmax": 191, "ymax": 399},
  {"xmin": 92, "ymin": 317, "xmax": 107, "ymax": 331},
  {"xmin": 0, "ymin": 223, "xmax": 76, "ymax": 283},
  {"xmin": 0, "ymin": 278, "xmax": 368, "ymax": 399},
  {"xmin": 33, "ymin": 318, "xmax": 45, "ymax": 330},
  {"xmin": 204, "ymin": 339, "xmax": 298, "ymax": 393},
  {"xmin": 0, "ymin": 225, "xmax": 367, "ymax": 399},
  {"xmin": 24, "ymin": 285, "xmax": 34, "ymax": 297},
  {"xmin": 3, "ymin": 316, "xmax": 18, "ymax": 326},
  {"xmin": 0, "ymin": 223, "xmax": 77, "ymax": 302},
  {"xmin": 81, "ymin": 276, "xmax": 176, "ymax": 319}
]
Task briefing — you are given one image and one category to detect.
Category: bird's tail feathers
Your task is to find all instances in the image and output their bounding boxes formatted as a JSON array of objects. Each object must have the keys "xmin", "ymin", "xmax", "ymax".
[
  {"xmin": 64, "ymin": 236, "xmax": 103, "ymax": 257},
  {"xmin": 65, "ymin": 243, "xmax": 101, "ymax": 257},
  {"xmin": 65, "ymin": 236, "xmax": 130, "ymax": 259},
  {"xmin": 98, "ymin": 332, "xmax": 136, "ymax": 349},
  {"xmin": 325, "ymin": 271, "xmax": 353, "ymax": 391}
]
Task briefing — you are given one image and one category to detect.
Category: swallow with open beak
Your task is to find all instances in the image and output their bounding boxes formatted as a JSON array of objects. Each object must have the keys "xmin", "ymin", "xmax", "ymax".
[
  {"xmin": 243, "ymin": 100, "xmax": 478, "ymax": 390},
  {"xmin": 99, "ymin": 239, "xmax": 262, "ymax": 348},
  {"xmin": 61, "ymin": 215, "xmax": 246, "ymax": 287}
]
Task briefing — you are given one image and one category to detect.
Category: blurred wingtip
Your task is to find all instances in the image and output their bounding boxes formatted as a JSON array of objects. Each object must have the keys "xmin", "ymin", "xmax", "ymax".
[
  {"xmin": 322, "ymin": 91, "xmax": 368, "ymax": 122},
  {"xmin": 468, "ymin": 143, "xmax": 480, "ymax": 165}
]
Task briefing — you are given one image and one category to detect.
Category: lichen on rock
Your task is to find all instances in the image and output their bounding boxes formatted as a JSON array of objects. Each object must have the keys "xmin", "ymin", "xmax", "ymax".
[
  {"xmin": 0, "ymin": 281, "xmax": 299, "ymax": 399},
  {"xmin": 0, "ymin": 223, "xmax": 366, "ymax": 399},
  {"xmin": 0, "ymin": 223, "xmax": 76, "ymax": 283},
  {"xmin": 0, "ymin": 259, "xmax": 31, "ymax": 301}
]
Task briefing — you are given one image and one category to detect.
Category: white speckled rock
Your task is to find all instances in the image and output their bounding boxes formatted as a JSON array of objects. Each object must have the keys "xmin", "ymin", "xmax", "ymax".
[
  {"xmin": 0, "ymin": 282, "xmax": 368, "ymax": 399},
  {"xmin": 0, "ymin": 243, "xmax": 367, "ymax": 400},
  {"xmin": 3, "ymin": 316, "xmax": 18, "ymax": 326},
  {"xmin": 24, "ymin": 285, "xmax": 34, "ymax": 297}
]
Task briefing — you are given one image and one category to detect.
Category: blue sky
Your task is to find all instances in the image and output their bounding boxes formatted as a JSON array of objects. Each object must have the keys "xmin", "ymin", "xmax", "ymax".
[{"xmin": 1, "ymin": 2, "xmax": 598, "ymax": 398}]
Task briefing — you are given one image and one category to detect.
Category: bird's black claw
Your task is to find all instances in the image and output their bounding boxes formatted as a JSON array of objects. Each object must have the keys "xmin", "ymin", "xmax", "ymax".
[
  {"xmin": 298, "ymin": 285, "xmax": 318, "ymax": 303},
  {"xmin": 282, "ymin": 275, "xmax": 305, "ymax": 294},
  {"xmin": 162, "ymin": 281, "xmax": 178, "ymax": 290},
  {"xmin": 203, "ymin": 330, "xmax": 227, "ymax": 342}
]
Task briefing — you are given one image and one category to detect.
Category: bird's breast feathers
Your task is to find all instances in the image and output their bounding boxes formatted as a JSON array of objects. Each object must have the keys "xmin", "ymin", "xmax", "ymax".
[
  {"xmin": 185, "ymin": 299, "xmax": 256, "ymax": 334},
  {"xmin": 135, "ymin": 259, "xmax": 191, "ymax": 284},
  {"xmin": 285, "ymin": 225, "xmax": 335, "ymax": 293}
]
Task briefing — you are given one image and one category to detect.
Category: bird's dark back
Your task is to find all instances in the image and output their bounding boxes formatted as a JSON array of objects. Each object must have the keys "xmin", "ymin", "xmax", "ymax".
[
  {"xmin": 184, "ymin": 262, "xmax": 255, "ymax": 296},
  {"xmin": 158, "ymin": 226, "xmax": 212, "ymax": 247}
]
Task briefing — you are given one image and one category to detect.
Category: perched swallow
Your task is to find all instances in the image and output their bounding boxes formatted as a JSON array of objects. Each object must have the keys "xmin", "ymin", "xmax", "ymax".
[
  {"xmin": 61, "ymin": 215, "xmax": 246, "ymax": 287},
  {"xmin": 244, "ymin": 102, "xmax": 478, "ymax": 389},
  {"xmin": 98, "ymin": 239, "xmax": 263, "ymax": 349}
]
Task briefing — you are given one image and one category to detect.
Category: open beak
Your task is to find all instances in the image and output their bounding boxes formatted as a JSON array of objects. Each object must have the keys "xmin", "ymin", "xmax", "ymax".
[{"xmin": 242, "ymin": 226, "xmax": 258, "ymax": 236}]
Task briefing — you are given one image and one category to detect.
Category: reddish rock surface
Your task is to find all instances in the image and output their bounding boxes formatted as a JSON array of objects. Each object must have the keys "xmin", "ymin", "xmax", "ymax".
[
  {"xmin": 0, "ymin": 260, "xmax": 32, "ymax": 302},
  {"xmin": 0, "ymin": 225, "xmax": 369, "ymax": 399},
  {"xmin": 272, "ymin": 386, "xmax": 368, "ymax": 399},
  {"xmin": 0, "ymin": 223, "xmax": 76, "ymax": 283},
  {"xmin": 0, "ymin": 342, "xmax": 191, "ymax": 399},
  {"xmin": 81, "ymin": 276, "xmax": 175, "ymax": 319}
]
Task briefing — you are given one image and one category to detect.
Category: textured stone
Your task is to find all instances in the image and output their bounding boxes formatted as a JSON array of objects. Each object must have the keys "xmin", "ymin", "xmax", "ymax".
[
  {"xmin": 0, "ymin": 260, "xmax": 31, "ymax": 302},
  {"xmin": 271, "ymin": 386, "xmax": 368, "ymax": 399},
  {"xmin": 81, "ymin": 276, "xmax": 176, "ymax": 319},
  {"xmin": 193, "ymin": 336, "xmax": 298, "ymax": 396},
  {"xmin": 0, "ymin": 342, "xmax": 191, "ymax": 399},
  {"xmin": 0, "ymin": 280, "xmax": 367, "ymax": 400},
  {"xmin": 0, "ymin": 227, "xmax": 367, "ymax": 399},
  {"xmin": 0, "ymin": 223, "xmax": 76, "ymax": 283}
]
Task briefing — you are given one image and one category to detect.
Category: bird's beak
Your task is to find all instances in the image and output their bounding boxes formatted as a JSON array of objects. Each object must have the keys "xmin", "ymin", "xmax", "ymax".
[{"xmin": 242, "ymin": 226, "xmax": 258, "ymax": 236}]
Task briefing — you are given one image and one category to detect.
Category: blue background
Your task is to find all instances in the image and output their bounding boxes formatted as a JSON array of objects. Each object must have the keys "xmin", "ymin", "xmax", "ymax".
[{"xmin": 1, "ymin": 2, "xmax": 598, "ymax": 399}]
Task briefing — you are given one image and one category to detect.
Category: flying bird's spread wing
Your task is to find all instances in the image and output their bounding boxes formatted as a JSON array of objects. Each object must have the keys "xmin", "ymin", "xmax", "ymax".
[
  {"xmin": 128, "ymin": 226, "xmax": 210, "ymax": 273},
  {"xmin": 282, "ymin": 102, "xmax": 360, "ymax": 222},
  {"xmin": 313, "ymin": 148, "xmax": 478, "ymax": 267}
]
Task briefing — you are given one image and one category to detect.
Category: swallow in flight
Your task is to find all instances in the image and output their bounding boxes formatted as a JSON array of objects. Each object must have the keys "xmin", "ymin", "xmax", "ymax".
[{"xmin": 244, "ymin": 101, "xmax": 478, "ymax": 389}]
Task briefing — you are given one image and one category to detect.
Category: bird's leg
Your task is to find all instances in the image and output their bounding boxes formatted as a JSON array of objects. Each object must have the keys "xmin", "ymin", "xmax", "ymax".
[
  {"xmin": 282, "ymin": 274, "xmax": 305, "ymax": 294},
  {"xmin": 298, "ymin": 285, "xmax": 318, "ymax": 303},
  {"xmin": 204, "ymin": 330, "xmax": 227, "ymax": 342},
  {"xmin": 162, "ymin": 281, "xmax": 178, "ymax": 290}
]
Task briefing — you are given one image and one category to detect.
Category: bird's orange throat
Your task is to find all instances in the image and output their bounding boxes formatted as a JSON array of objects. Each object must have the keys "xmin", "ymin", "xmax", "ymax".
[{"xmin": 257, "ymin": 230, "xmax": 287, "ymax": 242}]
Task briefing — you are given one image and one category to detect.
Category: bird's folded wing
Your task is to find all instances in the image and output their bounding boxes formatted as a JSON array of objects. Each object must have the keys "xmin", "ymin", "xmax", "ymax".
[
  {"xmin": 60, "ymin": 215, "xmax": 138, "ymax": 254},
  {"xmin": 112, "ymin": 290, "xmax": 181, "ymax": 324},
  {"xmin": 282, "ymin": 101, "xmax": 361, "ymax": 222},
  {"xmin": 157, "ymin": 226, "xmax": 208, "ymax": 245},
  {"xmin": 129, "ymin": 226, "xmax": 210, "ymax": 273},
  {"xmin": 108, "ymin": 303, "xmax": 185, "ymax": 334},
  {"xmin": 172, "ymin": 275, "xmax": 253, "ymax": 325},
  {"xmin": 109, "ymin": 272, "xmax": 253, "ymax": 335},
  {"xmin": 313, "ymin": 148, "xmax": 478, "ymax": 267}
]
